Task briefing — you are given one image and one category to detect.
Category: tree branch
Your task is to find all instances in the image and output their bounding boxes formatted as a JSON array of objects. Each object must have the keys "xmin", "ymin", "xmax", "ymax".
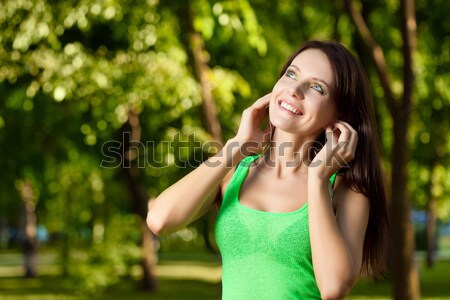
[
  {"xmin": 190, "ymin": 32, "xmax": 223, "ymax": 145},
  {"xmin": 185, "ymin": 5, "xmax": 223, "ymax": 146},
  {"xmin": 343, "ymin": 0, "xmax": 397, "ymax": 118},
  {"xmin": 400, "ymin": 0, "xmax": 416, "ymax": 119}
]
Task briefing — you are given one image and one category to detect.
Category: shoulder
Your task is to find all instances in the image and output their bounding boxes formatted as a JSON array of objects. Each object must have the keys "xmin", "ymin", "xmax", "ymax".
[
  {"xmin": 333, "ymin": 175, "xmax": 370, "ymax": 236},
  {"xmin": 221, "ymin": 166, "xmax": 237, "ymax": 197},
  {"xmin": 220, "ymin": 155, "xmax": 261, "ymax": 197},
  {"xmin": 333, "ymin": 175, "xmax": 369, "ymax": 208}
]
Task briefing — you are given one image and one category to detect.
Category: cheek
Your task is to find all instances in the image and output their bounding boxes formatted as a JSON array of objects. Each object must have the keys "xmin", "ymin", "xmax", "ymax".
[
  {"xmin": 309, "ymin": 98, "xmax": 338, "ymax": 120},
  {"xmin": 324, "ymin": 104, "xmax": 338, "ymax": 123},
  {"xmin": 271, "ymin": 78, "xmax": 290, "ymax": 94}
]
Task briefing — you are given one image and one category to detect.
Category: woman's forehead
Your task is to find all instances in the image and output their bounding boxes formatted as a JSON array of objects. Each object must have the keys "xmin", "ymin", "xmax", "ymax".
[{"xmin": 290, "ymin": 49, "xmax": 335, "ymax": 87}]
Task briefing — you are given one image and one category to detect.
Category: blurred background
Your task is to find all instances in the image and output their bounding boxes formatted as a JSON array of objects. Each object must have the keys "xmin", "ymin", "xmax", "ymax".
[{"xmin": 0, "ymin": 0, "xmax": 449, "ymax": 299}]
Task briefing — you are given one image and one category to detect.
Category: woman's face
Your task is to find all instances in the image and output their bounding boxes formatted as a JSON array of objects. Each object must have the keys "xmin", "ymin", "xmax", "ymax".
[{"xmin": 269, "ymin": 48, "xmax": 338, "ymax": 137}]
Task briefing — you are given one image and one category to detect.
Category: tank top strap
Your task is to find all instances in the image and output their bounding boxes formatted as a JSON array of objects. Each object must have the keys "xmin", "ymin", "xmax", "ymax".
[
  {"xmin": 239, "ymin": 154, "xmax": 261, "ymax": 168},
  {"xmin": 221, "ymin": 155, "xmax": 261, "ymax": 207},
  {"xmin": 232, "ymin": 154, "xmax": 261, "ymax": 185},
  {"xmin": 328, "ymin": 172, "xmax": 338, "ymax": 200}
]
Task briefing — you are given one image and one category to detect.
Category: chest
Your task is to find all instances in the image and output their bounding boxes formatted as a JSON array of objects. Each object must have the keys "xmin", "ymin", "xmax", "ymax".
[
  {"xmin": 238, "ymin": 167, "xmax": 309, "ymax": 213},
  {"xmin": 215, "ymin": 201, "xmax": 312, "ymax": 262}
]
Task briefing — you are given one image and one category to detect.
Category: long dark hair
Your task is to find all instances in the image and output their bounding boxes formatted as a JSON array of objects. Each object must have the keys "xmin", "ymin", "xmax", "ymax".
[{"xmin": 280, "ymin": 40, "xmax": 388, "ymax": 279}]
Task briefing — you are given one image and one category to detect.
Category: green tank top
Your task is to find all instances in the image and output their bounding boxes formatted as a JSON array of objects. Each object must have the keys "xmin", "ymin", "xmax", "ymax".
[{"xmin": 215, "ymin": 155, "xmax": 337, "ymax": 300}]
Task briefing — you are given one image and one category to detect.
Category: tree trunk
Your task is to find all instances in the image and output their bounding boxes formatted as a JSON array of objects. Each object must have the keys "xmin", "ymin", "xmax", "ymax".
[
  {"xmin": 344, "ymin": 0, "xmax": 420, "ymax": 298},
  {"xmin": 426, "ymin": 195, "xmax": 437, "ymax": 267},
  {"xmin": 140, "ymin": 219, "xmax": 158, "ymax": 290},
  {"xmin": 426, "ymin": 163, "xmax": 438, "ymax": 267},
  {"xmin": 122, "ymin": 109, "xmax": 158, "ymax": 291},
  {"xmin": 61, "ymin": 193, "xmax": 71, "ymax": 277},
  {"xmin": 182, "ymin": 3, "xmax": 223, "ymax": 146},
  {"xmin": 390, "ymin": 115, "xmax": 420, "ymax": 300},
  {"xmin": 190, "ymin": 32, "xmax": 223, "ymax": 145},
  {"xmin": 19, "ymin": 181, "xmax": 38, "ymax": 278},
  {"xmin": 175, "ymin": 1, "xmax": 225, "ymax": 254},
  {"xmin": 391, "ymin": 0, "xmax": 420, "ymax": 297}
]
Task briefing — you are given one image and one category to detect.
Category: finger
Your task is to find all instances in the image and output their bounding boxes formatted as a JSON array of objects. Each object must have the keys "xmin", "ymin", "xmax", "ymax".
[
  {"xmin": 335, "ymin": 121, "xmax": 358, "ymax": 149},
  {"xmin": 325, "ymin": 125, "xmax": 337, "ymax": 147},
  {"xmin": 253, "ymin": 105, "xmax": 269, "ymax": 125},
  {"xmin": 251, "ymin": 93, "xmax": 272, "ymax": 110},
  {"xmin": 335, "ymin": 120, "xmax": 358, "ymax": 137},
  {"xmin": 334, "ymin": 122, "xmax": 358, "ymax": 163},
  {"xmin": 333, "ymin": 122, "xmax": 351, "ymax": 143}
]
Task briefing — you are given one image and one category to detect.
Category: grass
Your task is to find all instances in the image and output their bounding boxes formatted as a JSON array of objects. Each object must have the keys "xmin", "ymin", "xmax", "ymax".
[
  {"xmin": 0, "ymin": 275, "xmax": 220, "ymax": 300},
  {"xmin": 0, "ymin": 250, "xmax": 450, "ymax": 300},
  {"xmin": 348, "ymin": 258, "xmax": 450, "ymax": 299}
]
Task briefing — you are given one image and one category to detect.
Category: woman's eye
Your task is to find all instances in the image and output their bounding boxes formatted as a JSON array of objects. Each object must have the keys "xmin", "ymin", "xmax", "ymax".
[
  {"xmin": 311, "ymin": 84, "xmax": 324, "ymax": 94},
  {"xmin": 285, "ymin": 69, "xmax": 296, "ymax": 79}
]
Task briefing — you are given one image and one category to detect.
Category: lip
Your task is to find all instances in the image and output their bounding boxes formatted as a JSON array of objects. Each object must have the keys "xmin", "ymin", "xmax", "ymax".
[{"xmin": 277, "ymin": 99, "xmax": 304, "ymax": 115}]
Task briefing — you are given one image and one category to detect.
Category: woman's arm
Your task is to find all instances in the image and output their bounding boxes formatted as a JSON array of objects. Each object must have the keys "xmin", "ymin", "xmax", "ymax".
[
  {"xmin": 146, "ymin": 94, "xmax": 271, "ymax": 236},
  {"xmin": 308, "ymin": 121, "xmax": 369, "ymax": 300},
  {"xmin": 308, "ymin": 177, "xmax": 369, "ymax": 300},
  {"xmin": 146, "ymin": 139, "xmax": 244, "ymax": 236}
]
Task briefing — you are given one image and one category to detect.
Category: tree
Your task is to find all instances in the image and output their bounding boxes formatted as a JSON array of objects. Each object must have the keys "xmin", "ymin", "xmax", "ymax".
[
  {"xmin": 344, "ymin": 0, "xmax": 420, "ymax": 298},
  {"xmin": 410, "ymin": 0, "xmax": 450, "ymax": 267},
  {"xmin": 0, "ymin": 0, "xmax": 259, "ymax": 292},
  {"xmin": 0, "ymin": 0, "xmax": 207, "ymax": 291}
]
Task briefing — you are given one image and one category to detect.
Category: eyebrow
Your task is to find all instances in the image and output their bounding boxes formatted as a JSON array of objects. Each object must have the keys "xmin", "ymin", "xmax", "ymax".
[{"xmin": 288, "ymin": 64, "xmax": 330, "ymax": 88}]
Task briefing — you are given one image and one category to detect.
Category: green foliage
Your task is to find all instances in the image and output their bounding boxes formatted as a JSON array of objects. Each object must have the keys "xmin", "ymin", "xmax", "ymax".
[
  {"xmin": 65, "ymin": 214, "xmax": 142, "ymax": 294},
  {"xmin": 0, "ymin": 0, "xmax": 449, "ymax": 296},
  {"xmin": 409, "ymin": 0, "xmax": 450, "ymax": 220}
]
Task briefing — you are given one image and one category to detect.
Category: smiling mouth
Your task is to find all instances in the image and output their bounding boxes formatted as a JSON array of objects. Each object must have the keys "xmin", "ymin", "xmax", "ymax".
[{"xmin": 278, "ymin": 100, "xmax": 303, "ymax": 115}]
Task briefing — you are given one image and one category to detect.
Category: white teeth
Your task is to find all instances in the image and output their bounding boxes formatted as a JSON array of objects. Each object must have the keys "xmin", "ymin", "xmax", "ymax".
[{"xmin": 280, "ymin": 101, "xmax": 301, "ymax": 115}]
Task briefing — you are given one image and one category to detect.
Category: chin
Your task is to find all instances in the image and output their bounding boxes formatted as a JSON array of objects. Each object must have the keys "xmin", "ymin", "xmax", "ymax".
[
  {"xmin": 270, "ymin": 121, "xmax": 307, "ymax": 136},
  {"xmin": 269, "ymin": 113, "xmax": 303, "ymax": 133},
  {"xmin": 270, "ymin": 118, "xmax": 324, "ymax": 138}
]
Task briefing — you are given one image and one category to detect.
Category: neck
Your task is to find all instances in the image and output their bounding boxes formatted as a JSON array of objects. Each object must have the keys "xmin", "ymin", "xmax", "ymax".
[{"xmin": 261, "ymin": 128, "xmax": 320, "ymax": 178}]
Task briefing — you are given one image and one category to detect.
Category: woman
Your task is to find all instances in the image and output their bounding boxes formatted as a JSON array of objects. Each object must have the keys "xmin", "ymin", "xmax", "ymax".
[{"xmin": 147, "ymin": 40, "xmax": 388, "ymax": 300}]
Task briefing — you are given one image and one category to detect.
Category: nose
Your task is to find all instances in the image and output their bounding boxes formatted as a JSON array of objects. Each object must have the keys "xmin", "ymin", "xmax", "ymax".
[{"xmin": 288, "ymin": 85, "xmax": 305, "ymax": 100}]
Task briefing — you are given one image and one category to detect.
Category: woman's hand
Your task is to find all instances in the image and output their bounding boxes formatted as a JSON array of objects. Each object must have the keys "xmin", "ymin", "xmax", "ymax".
[
  {"xmin": 309, "ymin": 121, "xmax": 358, "ymax": 180},
  {"xmin": 231, "ymin": 93, "xmax": 272, "ymax": 155}
]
